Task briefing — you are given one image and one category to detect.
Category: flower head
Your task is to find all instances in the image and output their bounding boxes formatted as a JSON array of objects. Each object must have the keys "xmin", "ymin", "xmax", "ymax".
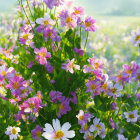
[
  {"xmin": 130, "ymin": 27, "xmax": 140, "ymax": 46},
  {"xmin": 42, "ymin": 119, "xmax": 75, "ymax": 140},
  {"xmin": 34, "ymin": 47, "xmax": 51, "ymax": 65},
  {"xmin": 124, "ymin": 109, "xmax": 139, "ymax": 123},
  {"xmin": 36, "ymin": 13, "xmax": 55, "ymax": 26},
  {"xmin": 62, "ymin": 58, "xmax": 80, "ymax": 74},
  {"xmin": 5, "ymin": 126, "xmax": 20, "ymax": 140},
  {"xmin": 31, "ymin": 125, "xmax": 43, "ymax": 140},
  {"xmin": 81, "ymin": 16, "xmax": 97, "ymax": 32}
]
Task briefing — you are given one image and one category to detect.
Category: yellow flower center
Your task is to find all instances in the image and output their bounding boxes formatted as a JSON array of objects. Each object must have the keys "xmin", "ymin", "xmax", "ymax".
[
  {"xmin": 96, "ymin": 124, "xmax": 102, "ymax": 130},
  {"xmin": 91, "ymin": 84, "xmax": 97, "ymax": 90},
  {"xmin": 74, "ymin": 10, "xmax": 80, "ymax": 15},
  {"xmin": 1, "ymin": 71, "xmax": 6, "ymax": 76},
  {"xmin": 44, "ymin": 20, "xmax": 49, "ymax": 25},
  {"xmin": 36, "ymin": 131, "xmax": 42, "ymax": 137},
  {"xmin": 87, "ymin": 135, "xmax": 94, "ymax": 140},
  {"xmin": 47, "ymin": 32, "xmax": 52, "ymax": 37},
  {"xmin": 84, "ymin": 123, "xmax": 89, "ymax": 130},
  {"xmin": 55, "ymin": 130, "xmax": 64, "ymax": 139},
  {"xmin": 128, "ymin": 113, "xmax": 134, "ymax": 119},
  {"xmin": 117, "ymin": 74, "xmax": 122, "ymax": 79},
  {"xmin": 13, "ymin": 82, "xmax": 19, "ymax": 89},
  {"xmin": 135, "ymin": 35, "xmax": 140, "ymax": 41},
  {"xmin": 79, "ymin": 115, "xmax": 83, "ymax": 120},
  {"xmin": 85, "ymin": 22, "xmax": 91, "ymax": 27},
  {"xmin": 111, "ymin": 88, "xmax": 117, "ymax": 94},
  {"xmin": 126, "ymin": 70, "xmax": 131, "ymax": 75},
  {"xmin": 29, "ymin": 103, "xmax": 35, "ymax": 109},
  {"xmin": 102, "ymin": 83, "xmax": 107, "ymax": 90},
  {"xmin": 59, "ymin": 104, "xmax": 64, "ymax": 110},
  {"xmin": 11, "ymin": 128, "xmax": 17, "ymax": 135},
  {"xmin": 39, "ymin": 52, "xmax": 46, "ymax": 57},
  {"xmin": 22, "ymin": 34, "xmax": 29, "ymax": 40},
  {"xmin": 70, "ymin": 63, "xmax": 74, "ymax": 68},
  {"xmin": 137, "ymin": 75, "xmax": 140, "ymax": 80},
  {"xmin": 66, "ymin": 17, "xmax": 72, "ymax": 24},
  {"xmin": 94, "ymin": 62, "xmax": 99, "ymax": 69}
]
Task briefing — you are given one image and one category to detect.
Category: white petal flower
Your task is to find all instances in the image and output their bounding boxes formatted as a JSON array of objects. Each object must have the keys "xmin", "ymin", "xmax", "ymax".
[
  {"xmin": 5, "ymin": 126, "xmax": 20, "ymax": 140},
  {"xmin": 42, "ymin": 119, "xmax": 75, "ymax": 140}
]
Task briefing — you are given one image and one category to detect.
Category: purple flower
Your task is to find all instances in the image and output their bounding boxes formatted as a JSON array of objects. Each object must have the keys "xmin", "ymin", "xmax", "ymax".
[
  {"xmin": 59, "ymin": 10, "xmax": 77, "ymax": 28},
  {"xmin": 43, "ymin": 27, "xmax": 60, "ymax": 42},
  {"xmin": 31, "ymin": 125, "xmax": 43, "ymax": 140},
  {"xmin": 44, "ymin": 0, "xmax": 64, "ymax": 9},
  {"xmin": 50, "ymin": 80, "xmax": 55, "ymax": 84},
  {"xmin": 111, "ymin": 102, "xmax": 117, "ymax": 110},
  {"xmin": 74, "ymin": 47, "xmax": 84, "ymax": 56},
  {"xmin": 49, "ymin": 90, "xmax": 63, "ymax": 103},
  {"xmin": 85, "ymin": 78, "xmax": 102, "ymax": 98},
  {"xmin": 45, "ymin": 62, "xmax": 54, "ymax": 73},
  {"xmin": 57, "ymin": 97, "xmax": 71, "ymax": 118},
  {"xmin": 109, "ymin": 118, "xmax": 115, "ymax": 129},
  {"xmin": 70, "ymin": 92, "xmax": 77, "ymax": 104},
  {"xmin": 27, "ymin": 61, "xmax": 34, "ymax": 68}
]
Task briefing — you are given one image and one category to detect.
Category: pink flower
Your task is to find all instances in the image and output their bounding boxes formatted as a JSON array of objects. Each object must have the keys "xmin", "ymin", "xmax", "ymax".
[
  {"xmin": 34, "ymin": 47, "xmax": 51, "ymax": 65},
  {"xmin": 81, "ymin": 16, "xmax": 97, "ymax": 32},
  {"xmin": 62, "ymin": 58, "xmax": 80, "ymax": 74},
  {"xmin": 88, "ymin": 57, "xmax": 104, "ymax": 70},
  {"xmin": 19, "ymin": 95, "xmax": 43, "ymax": 114},
  {"xmin": 72, "ymin": 7, "xmax": 84, "ymax": 16}
]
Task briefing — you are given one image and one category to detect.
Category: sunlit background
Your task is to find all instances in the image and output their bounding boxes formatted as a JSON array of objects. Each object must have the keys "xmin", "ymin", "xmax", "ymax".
[
  {"xmin": 0, "ymin": 0, "xmax": 140, "ymax": 73},
  {"xmin": 1, "ymin": 0, "xmax": 140, "ymax": 16}
]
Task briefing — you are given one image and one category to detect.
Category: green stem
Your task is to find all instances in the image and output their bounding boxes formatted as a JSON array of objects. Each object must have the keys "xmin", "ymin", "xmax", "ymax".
[
  {"xmin": 18, "ymin": 0, "xmax": 35, "ymax": 33},
  {"xmin": 80, "ymin": 27, "xmax": 81, "ymax": 47},
  {"xmin": 84, "ymin": 32, "xmax": 89, "ymax": 49},
  {"xmin": 26, "ymin": 0, "xmax": 33, "ymax": 18}
]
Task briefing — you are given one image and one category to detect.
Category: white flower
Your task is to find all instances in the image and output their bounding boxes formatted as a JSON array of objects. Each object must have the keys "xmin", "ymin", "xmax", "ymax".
[
  {"xmin": 42, "ymin": 119, "xmax": 75, "ymax": 140},
  {"xmin": 36, "ymin": 13, "xmax": 55, "ymax": 26},
  {"xmin": 124, "ymin": 109, "xmax": 139, "ymax": 123},
  {"xmin": 76, "ymin": 110, "xmax": 84, "ymax": 121},
  {"xmin": 5, "ymin": 126, "xmax": 20, "ymax": 140},
  {"xmin": 118, "ymin": 134, "xmax": 128, "ymax": 140}
]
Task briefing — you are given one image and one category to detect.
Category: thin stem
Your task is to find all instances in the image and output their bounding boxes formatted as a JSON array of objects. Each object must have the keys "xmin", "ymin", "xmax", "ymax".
[
  {"xmin": 138, "ymin": 44, "xmax": 140, "ymax": 57},
  {"xmin": 42, "ymin": 0, "xmax": 45, "ymax": 15},
  {"xmin": 26, "ymin": 0, "xmax": 33, "ymax": 18},
  {"xmin": 80, "ymin": 27, "xmax": 81, "ymax": 46},
  {"xmin": 18, "ymin": 0, "xmax": 35, "ymax": 33},
  {"xmin": 84, "ymin": 32, "xmax": 89, "ymax": 49}
]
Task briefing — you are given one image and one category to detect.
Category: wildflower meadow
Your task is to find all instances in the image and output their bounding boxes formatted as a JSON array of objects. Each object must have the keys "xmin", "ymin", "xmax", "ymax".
[{"xmin": 0, "ymin": 0, "xmax": 140, "ymax": 140}]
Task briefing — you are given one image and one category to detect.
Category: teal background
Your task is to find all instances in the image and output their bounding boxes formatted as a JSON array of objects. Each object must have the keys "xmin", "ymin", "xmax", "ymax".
[{"xmin": 0, "ymin": 0, "xmax": 140, "ymax": 16}]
